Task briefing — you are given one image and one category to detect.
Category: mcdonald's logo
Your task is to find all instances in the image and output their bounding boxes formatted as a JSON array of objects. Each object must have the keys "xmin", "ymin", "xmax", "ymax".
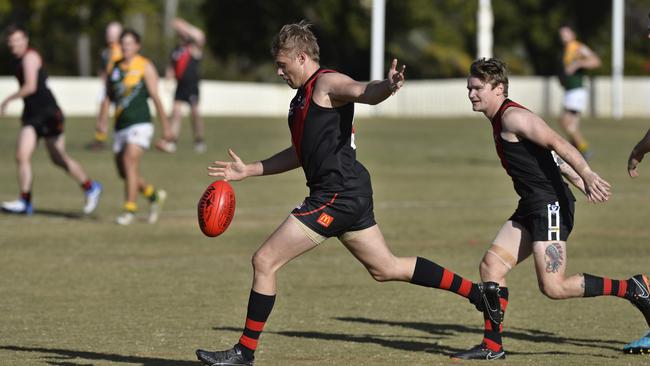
[{"xmin": 317, "ymin": 212, "xmax": 334, "ymax": 228}]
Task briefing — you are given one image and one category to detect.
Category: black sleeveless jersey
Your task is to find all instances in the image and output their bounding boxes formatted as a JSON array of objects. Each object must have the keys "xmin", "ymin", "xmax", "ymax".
[
  {"xmin": 170, "ymin": 45, "xmax": 200, "ymax": 87},
  {"xmin": 491, "ymin": 99, "xmax": 575, "ymax": 213},
  {"xmin": 288, "ymin": 68, "xmax": 372, "ymax": 197},
  {"xmin": 15, "ymin": 49, "xmax": 58, "ymax": 113}
]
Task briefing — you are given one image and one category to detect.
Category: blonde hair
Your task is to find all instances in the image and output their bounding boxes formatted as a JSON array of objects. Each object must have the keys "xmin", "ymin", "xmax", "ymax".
[
  {"xmin": 271, "ymin": 20, "xmax": 320, "ymax": 62},
  {"xmin": 470, "ymin": 58, "xmax": 509, "ymax": 97}
]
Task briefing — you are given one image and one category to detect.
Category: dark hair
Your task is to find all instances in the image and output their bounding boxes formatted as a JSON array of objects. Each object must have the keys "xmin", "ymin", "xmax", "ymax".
[
  {"xmin": 469, "ymin": 58, "xmax": 509, "ymax": 97},
  {"xmin": 559, "ymin": 22, "xmax": 576, "ymax": 31},
  {"xmin": 5, "ymin": 24, "xmax": 28, "ymax": 38},
  {"xmin": 120, "ymin": 28, "xmax": 141, "ymax": 44},
  {"xmin": 271, "ymin": 20, "xmax": 320, "ymax": 62}
]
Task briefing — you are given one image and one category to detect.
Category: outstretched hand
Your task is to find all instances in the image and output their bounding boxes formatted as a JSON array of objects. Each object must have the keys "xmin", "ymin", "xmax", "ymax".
[
  {"xmin": 583, "ymin": 171, "xmax": 611, "ymax": 203},
  {"xmin": 387, "ymin": 59, "xmax": 406, "ymax": 95},
  {"xmin": 207, "ymin": 149, "xmax": 248, "ymax": 181},
  {"xmin": 628, "ymin": 150, "xmax": 644, "ymax": 178}
]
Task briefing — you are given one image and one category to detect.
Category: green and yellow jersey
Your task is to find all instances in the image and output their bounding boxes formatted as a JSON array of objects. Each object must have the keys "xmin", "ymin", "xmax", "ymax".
[
  {"xmin": 101, "ymin": 42, "xmax": 123, "ymax": 74},
  {"xmin": 561, "ymin": 40, "xmax": 585, "ymax": 90},
  {"xmin": 108, "ymin": 55, "xmax": 152, "ymax": 131}
]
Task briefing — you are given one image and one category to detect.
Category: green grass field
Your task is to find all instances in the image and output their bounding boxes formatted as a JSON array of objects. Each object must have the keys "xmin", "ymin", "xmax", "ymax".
[{"xmin": 1, "ymin": 114, "xmax": 649, "ymax": 366}]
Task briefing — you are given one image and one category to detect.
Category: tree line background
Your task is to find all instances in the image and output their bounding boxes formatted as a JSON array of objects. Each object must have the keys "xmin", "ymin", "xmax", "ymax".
[{"xmin": 0, "ymin": 0, "xmax": 648, "ymax": 82}]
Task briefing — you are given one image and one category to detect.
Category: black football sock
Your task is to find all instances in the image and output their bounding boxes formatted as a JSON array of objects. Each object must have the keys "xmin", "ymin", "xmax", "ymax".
[
  {"xmin": 583, "ymin": 273, "xmax": 628, "ymax": 298},
  {"xmin": 482, "ymin": 287, "xmax": 508, "ymax": 352},
  {"xmin": 237, "ymin": 290, "xmax": 276, "ymax": 360},
  {"xmin": 410, "ymin": 257, "xmax": 481, "ymax": 306}
]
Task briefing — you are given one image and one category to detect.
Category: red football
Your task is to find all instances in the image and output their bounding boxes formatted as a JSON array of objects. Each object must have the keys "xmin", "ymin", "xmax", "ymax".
[{"xmin": 198, "ymin": 180, "xmax": 236, "ymax": 237}]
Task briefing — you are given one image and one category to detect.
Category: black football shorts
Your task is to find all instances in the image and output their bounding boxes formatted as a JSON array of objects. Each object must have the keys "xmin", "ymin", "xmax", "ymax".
[
  {"xmin": 291, "ymin": 193, "xmax": 376, "ymax": 238},
  {"xmin": 509, "ymin": 200, "xmax": 574, "ymax": 242},
  {"xmin": 22, "ymin": 106, "xmax": 64, "ymax": 138}
]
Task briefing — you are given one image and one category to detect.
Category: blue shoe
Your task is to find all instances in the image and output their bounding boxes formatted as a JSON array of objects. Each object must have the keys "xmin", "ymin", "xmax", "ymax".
[
  {"xmin": 623, "ymin": 330, "xmax": 650, "ymax": 354},
  {"xmin": 1, "ymin": 198, "xmax": 33, "ymax": 215},
  {"xmin": 83, "ymin": 181, "xmax": 103, "ymax": 214}
]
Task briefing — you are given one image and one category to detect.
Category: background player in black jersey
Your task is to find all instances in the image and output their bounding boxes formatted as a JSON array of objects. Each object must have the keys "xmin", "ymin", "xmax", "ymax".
[
  {"xmin": 451, "ymin": 57, "xmax": 650, "ymax": 360},
  {"xmin": 155, "ymin": 17, "xmax": 206, "ymax": 154},
  {"xmin": 195, "ymin": 21, "xmax": 492, "ymax": 366},
  {"xmin": 0, "ymin": 25, "xmax": 102, "ymax": 216}
]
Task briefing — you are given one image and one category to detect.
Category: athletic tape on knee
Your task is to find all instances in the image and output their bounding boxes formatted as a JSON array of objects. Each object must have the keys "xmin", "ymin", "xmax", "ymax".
[{"xmin": 486, "ymin": 244, "xmax": 517, "ymax": 270}]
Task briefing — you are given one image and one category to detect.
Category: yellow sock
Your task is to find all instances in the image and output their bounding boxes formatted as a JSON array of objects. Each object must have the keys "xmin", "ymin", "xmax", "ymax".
[
  {"xmin": 94, "ymin": 131, "xmax": 108, "ymax": 142},
  {"xmin": 124, "ymin": 201, "xmax": 137, "ymax": 213},
  {"xmin": 142, "ymin": 184, "xmax": 155, "ymax": 199},
  {"xmin": 577, "ymin": 142, "xmax": 589, "ymax": 153}
]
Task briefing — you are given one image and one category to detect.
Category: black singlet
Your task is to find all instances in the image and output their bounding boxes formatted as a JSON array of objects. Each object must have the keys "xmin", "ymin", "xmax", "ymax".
[
  {"xmin": 491, "ymin": 99, "xmax": 575, "ymax": 214},
  {"xmin": 15, "ymin": 49, "xmax": 58, "ymax": 115},
  {"xmin": 288, "ymin": 68, "xmax": 372, "ymax": 197}
]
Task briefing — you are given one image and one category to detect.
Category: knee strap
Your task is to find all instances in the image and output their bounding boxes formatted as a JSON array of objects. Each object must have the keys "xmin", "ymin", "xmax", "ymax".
[{"xmin": 486, "ymin": 244, "xmax": 517, "ymax": 270}]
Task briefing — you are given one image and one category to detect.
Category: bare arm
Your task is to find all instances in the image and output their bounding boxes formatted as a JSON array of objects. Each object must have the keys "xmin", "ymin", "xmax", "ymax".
[
  {"xmin": 503, "ymin": 108, "xmax": 611, "ymax": 202},
  {"xmin": 566, "ymin": 44, "xmax": 601, "ymax": 75},
  {"xmin": 172, "ymin": 18, "xmax": 205, "ymax": 47},
  {"xmin": 628, "ymin": 129, "xmax": 650, "ymax": 177},
  {"xmin": 143, "ymin": 62, "xmax": 172, "ymax": 141},
  {"xmin": 0, "ymin": 51, "xmax": 40, "ymax": 115},
  {"xmin": 321, "ymin": 59, "xmax": 405, "ymax": 106},
  {"xmin": 207, "ymin": 147, "xmax": 300, "ymax": 181},
  {"xmin": 552, "ymin": 151, "xmax": 586, "ymax": 195}
]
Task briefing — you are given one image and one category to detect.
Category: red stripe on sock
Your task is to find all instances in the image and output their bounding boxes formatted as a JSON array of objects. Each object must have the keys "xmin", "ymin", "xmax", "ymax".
[
  {"xmin": 483, "ymin": 338, "xmax": 502, "ymax": 352},
  {"xmin": 603, "ymin": 278, "xmax": 612, "ymax": 295},
  {"xmin": 499, "ymin": 298, "xmax": 509, "ymax": 311},
  {"xmin": 457, "ymin": 279, "xmax": 472, "ymax": 297},
  {"xmin": 245, "ymin": 318, "xmax": 265, "ymax": 332},
  {"xmin": 484, "ymin": 319, "xmax": 493, "ymax": 331},
  {"xmin": 618, "ymin": 281, "xmax": 628, "ymax": 298},
  {"xmin": 440, "ymin": 269, "xmax": 453, "ymax": 290},
  {"xmin": 239, "ymin": 335, "xmax": 258, "ymax": 350}
]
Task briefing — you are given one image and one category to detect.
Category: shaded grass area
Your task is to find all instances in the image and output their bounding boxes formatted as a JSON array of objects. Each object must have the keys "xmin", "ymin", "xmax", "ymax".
[{"xmin": 1, "ymin": 115, "xmax": 649, "ymax": 365}]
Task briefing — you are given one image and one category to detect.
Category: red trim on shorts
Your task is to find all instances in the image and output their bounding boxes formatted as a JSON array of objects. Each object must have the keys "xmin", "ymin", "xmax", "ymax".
[
  {"xmin": 292, "ymin": 194, "xmax": 338, "ymax": 216},
  {"xmin": 618, "ymin": 281, "xmax": 628, "ymax": 298},
  {"xmin": 439, "ymin": 269, "xmax": 453, "ymax": 290},
  {"xmin": 245, "ymin": 318, "xmax": 265, "ymax": 332},
  {"xmin": 458, "ymin": 279, "xmax": 472, "ymax": 297},
  {"xmin": 603, "ymin": 278, "xmax": 612, "ymax": 295},
  {"xmin": 239, "ymin": 335, "xmax": 258, "ymax": 350}
]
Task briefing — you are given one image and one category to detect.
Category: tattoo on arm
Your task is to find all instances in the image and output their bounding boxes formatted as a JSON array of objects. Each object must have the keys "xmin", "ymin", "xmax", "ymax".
[{"xmin": 544, "ymin": 243, "xmax": 564, "ymax": 273}]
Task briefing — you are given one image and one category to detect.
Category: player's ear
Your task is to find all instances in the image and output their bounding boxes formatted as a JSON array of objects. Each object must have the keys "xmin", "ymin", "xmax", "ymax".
[
  {"xmin": 297, "ymin": 51, "xmax": 307, "ymax": 65},
  {"xmin": 495, "ymin": 83, "xmax": 505, "ymax": 96}
]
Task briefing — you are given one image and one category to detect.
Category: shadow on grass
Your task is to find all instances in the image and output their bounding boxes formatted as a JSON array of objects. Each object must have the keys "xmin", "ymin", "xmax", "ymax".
[
  {"xmin": 214, "ymin": 316, "xmax": 623, "ymax": 359},
  {"xmin": 0, "ymin": 345, "xmax": 198, "ymax": 366},
  {"xmin": 1, "ymin": 209, "xmax": 86, "ymax": 220}
]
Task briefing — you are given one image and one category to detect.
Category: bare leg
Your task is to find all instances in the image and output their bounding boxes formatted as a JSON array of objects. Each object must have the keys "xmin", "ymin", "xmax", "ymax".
[
  {"xmin": 121, "ymin": 143, "xmax": 146, "ymax": 204},
  {"xmin": 190, "ymin": 101, "xmax": 204, "ymax": 143},
  {"xmin": 44, "ymin": 134, "xmax": 89, "ymax": 184},
  {"xmin": 15, "ymin": 126, "xmax": 38, "ymax": 192},
  {"xmin": 169, "ymin": 101, "xmax": 184, "ymax": 140},
  {"xmin": 480, "ymin": 220, "xmax": 533, "ymax": 286},
  {"xmin": 339, "ymin": 224, "xmax": 419, "ymax": 282},
  {"xmin": 559, "ymin": 110, "xmax": 587, "ymax": 150},
  {"xmin": 251, "ymin": 216, "xmax": 318, "ymax": 294},
  {"xmin": 532, "ymin": 240, "xmax": 585, "ymax": 299}
]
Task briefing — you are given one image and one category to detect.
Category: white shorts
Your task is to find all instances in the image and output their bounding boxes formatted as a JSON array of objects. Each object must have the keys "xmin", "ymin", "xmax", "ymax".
[
  {"xmin": 563, "ymin": 88, "xmax": 587, "ymax": 113},
  {"xmin": 113, "ymin": 123, "xmax": 154, "ymax": 153}
]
